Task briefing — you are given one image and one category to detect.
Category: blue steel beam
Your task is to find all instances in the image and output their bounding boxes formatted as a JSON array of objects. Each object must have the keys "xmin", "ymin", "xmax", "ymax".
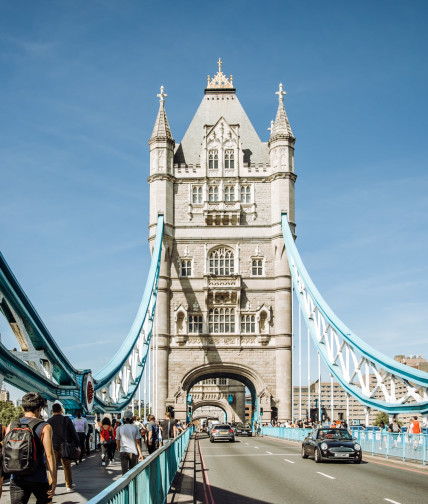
[
  {"xmin": 93, "ymin": 214, "xmax": 164, "ymax": 411},
  {"xmin": 0, "ymin": 253, "xmax": 83, "ymax": 386},
  {"xmin": 0, "ymin": 215, "xmax": 164, "ymax": 414},
  {"xmin": 281, "ymin": 213, "xmax": 428, "ymax": 415}
]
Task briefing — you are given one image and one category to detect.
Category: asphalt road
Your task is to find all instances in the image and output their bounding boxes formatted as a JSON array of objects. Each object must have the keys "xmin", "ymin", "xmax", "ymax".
[{"xmin": 196, "ymin": 433, "xmax": 428, "ymax": 504}]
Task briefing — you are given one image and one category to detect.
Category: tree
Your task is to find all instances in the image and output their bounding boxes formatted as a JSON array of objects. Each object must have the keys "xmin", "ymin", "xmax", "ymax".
[
  {"xmin": 373, "ymin": 411, "xmax": 389, "ymax": 426},
  {"xmin": 0, "ymin": 400, "xmax": 23, "ymax": 426}
]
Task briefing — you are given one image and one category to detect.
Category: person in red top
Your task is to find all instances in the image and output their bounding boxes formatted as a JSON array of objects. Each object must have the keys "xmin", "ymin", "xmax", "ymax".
[
  {"xmin": 409, "ymin": 416, "xmax": 421, "ymax": 450},
  {"xmin": 99, "ymin": 418, "xmax": 115, "ymax": 466}
]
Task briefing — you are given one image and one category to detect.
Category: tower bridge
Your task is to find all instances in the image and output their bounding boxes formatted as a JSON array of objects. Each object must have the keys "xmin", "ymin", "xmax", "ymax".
[{"xmin": 0, "ymin": 61, "xmax": 427, "ymax": 502}]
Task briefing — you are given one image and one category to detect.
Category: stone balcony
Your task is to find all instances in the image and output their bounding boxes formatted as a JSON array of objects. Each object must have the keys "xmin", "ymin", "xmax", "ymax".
[
  {"xmin": 203, "ymin": 275, "xmax": 241, "ymax": 305},
  {"xmin": 203, "ymin": 201, "xmax": 241, "ymax": 225}
]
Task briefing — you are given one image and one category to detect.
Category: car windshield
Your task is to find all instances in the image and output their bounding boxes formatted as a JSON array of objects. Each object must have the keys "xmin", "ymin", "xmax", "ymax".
[
  {"xmin": 215, "ymin": 425, "xmax": 230, "ymax": 429},
  {"xmin": 318, "ymin": 429, "xmax": 352, "ymax": 440}
]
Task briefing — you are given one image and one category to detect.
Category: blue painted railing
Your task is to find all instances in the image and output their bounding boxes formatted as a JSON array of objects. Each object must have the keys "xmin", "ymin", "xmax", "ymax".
[
  {"xmin": 87, "ymin": 426, "xmax": 193, "ymax": 504},
  {"xmin": 351, "ymin": 428, "xmax": 428, "ymax": 465},
  {"xmin": 261, "ymin": 426, "xmax": 312, "ymax": 441},
  {"xmin": 261, "ymin": 427, "xmax": 428, "ymax": 465}
]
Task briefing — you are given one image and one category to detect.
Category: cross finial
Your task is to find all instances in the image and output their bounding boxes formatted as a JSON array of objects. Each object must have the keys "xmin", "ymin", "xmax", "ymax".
[
  {"xmin": 268, "ymin": 120, "xmax": 274, "ymax": 135},
  {"xmin": 157, "ymin": 85, "xmax": 167, "ymax": 104},
  {"xmin": 275, "ymin": 82, "xmax": 286, "ymax": 103},
  {"xmin": 217, "ymin": 58, "xmax": 222, "ymax": 72}
]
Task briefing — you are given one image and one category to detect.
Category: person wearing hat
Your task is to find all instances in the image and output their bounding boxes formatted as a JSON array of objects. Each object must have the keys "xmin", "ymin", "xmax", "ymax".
[{"xmin": 115, "ymin": 410, "xmax": 143, "ymax": 475}]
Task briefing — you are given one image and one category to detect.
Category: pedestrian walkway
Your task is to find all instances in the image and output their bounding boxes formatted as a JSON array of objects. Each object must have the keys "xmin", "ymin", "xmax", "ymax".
[{"xmin": 0, "ymin": 446, "xmax": 149, "ymax": 504}]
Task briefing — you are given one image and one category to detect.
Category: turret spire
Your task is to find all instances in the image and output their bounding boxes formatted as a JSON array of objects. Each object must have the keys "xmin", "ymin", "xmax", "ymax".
[
  {"xmin": 271, "ymin": 82, "xmax": 294, "ymax": 139},
  {"xmin": 150, "ymin": 85, "xmax": 174, "ymax": 143}
]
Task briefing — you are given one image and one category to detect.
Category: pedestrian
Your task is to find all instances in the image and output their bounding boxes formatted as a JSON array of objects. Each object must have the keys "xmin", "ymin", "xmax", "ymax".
[
  {"xmin": 47, "ymin": 402, "xmax": 80, "ymax": 493},
  {"xmin": 388, "ymin": 417, "xmax": 401, "ymax": 447},
  {"xmin": 115, "ymin": 410, "xmax": 143, "ymax": 475},
  {"xmin": 160, "ymin": 411, "xmax": 178, "ymax": 444},
  {"xmin": 408, "ymin": 416, "xmax": 421, "ymax": 450},
  {"xmin": 146, "ymin": 415, "xmax": 159, "ymax": 455},
  {"xmin": 73, "ymin": 411, "xmax": 88, "ymax": 463},
  {"xmin": 0, "ymin": 392, "xmax": 56, "ymax": 503},
  {"xmin": 99, "ymin": 418, "xmax": 115, "ymax": 466},
  {"xmin": 86, "ymin": 422, "xmax": 93, "ymax": 456}
]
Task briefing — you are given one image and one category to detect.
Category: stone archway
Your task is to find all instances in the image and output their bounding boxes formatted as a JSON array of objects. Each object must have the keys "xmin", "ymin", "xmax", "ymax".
[
  {"xmin": 171, "ymin": 362, "xmax": 273, "ymax": 422},
  {"xmin": 193, "ymin": 400, "xmax": 232, "ymax": 422}
]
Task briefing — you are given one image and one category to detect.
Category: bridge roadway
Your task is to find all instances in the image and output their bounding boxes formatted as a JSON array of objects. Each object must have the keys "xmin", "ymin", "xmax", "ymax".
[{"xmin": 195, "ymin": 433, "xmax": 428, "ymax": 504}]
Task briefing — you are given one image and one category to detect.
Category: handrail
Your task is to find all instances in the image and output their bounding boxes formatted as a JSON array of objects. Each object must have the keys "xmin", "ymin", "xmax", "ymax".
[{"xmin": 87, "ymin": 426, "xmax": 193, "ymax": 504}]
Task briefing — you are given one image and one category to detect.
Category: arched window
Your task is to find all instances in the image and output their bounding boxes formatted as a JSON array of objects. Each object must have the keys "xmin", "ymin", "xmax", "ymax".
[
  {"xmin": 224, "ymin": 186, "xmax": 235, "ymax": 201},
  {"xmin": 209, "ymin": 150, "xmax": 218, "ymax": 169},
  {"xmin": 209, "ymin": 307, "xmax": 235, "ymax": 333},
  {"xmin": 192, "ymin": 186, "xmax": 202, "ymax": 204},
  {"xmin": 209, "ymin": 248, "xmax": 234, "ymax": 275},
  {"xmin": 208, "ymin": 186, "xmax": 219, "ymax": 202},
  {"xmin": 225, "ymin": 150, "xmax": 234, "ymax": 169}
]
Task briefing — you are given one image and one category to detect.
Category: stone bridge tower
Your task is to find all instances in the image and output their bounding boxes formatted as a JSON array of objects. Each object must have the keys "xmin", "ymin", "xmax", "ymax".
[{"xmin": 148, "ymin": 61, "xmax": 296, "ymax": 423}]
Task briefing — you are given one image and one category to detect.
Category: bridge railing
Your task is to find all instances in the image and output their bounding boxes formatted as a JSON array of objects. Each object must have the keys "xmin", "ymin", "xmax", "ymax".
[
  {"xmin": 261, "ymin": 426, "xmax": 312, "ymax": 441},
  {"xmin": 351, "ymin": 428, "xmax": 428, "ymax": 465},
  {"xmin": 87, "ymin": 426, "xmax": 193, "ymax": 504},
  {"xmin": 261, "ymin": 427, "xmax": 428, "ymax": 465}
]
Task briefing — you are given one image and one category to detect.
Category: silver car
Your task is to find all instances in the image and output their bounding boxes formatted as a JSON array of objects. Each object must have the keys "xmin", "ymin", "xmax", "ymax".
[{"xmin": 209, "ymin": 423, "xmax": 235, "ymax": 443}]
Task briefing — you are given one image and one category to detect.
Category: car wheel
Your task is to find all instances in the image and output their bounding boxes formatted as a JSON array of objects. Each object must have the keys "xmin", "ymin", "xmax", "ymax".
[
  {"xmin": 210, "ymin": 438, "xmax": 214, "ymax": 443},
  {"xmin": 302, "ymin": 445, "xmax": 308, "ymax": 459},
  {"xmin": 354, "ymin": 454, "xmax": 362, "ymax": 464},
  {"xmin": 229, "ymin": 438, "xmax": 235, "ymax": 443},
  {"xmin": 314, "ymin": 448, "xmax": 322, "ymax": 463}
]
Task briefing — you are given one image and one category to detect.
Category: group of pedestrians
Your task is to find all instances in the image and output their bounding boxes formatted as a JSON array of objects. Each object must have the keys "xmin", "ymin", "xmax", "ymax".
[
  {"xmin": 0, "ymin": 392, "xmax": 94, "ymax": 503},
  {"xmin": 0, "ymin": 391, "xmax": 187, "ymax": 503}
]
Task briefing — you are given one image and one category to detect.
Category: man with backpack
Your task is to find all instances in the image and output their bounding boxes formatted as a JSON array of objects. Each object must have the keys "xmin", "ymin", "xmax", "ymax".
[
  {"xmin": 146, "ymin": 415, "xmax": 159, "ymax": 455},
  {"xmin": 388, "ymin": 416, "xmax": 402, "ymax": 447},
  {"xmin": 47, "ymin": 402, "xmax": 80, "ymax": 493},
  {"xmin": 160, "ymin": 411, "xmax": 178, "ymax": 443},
  {"xmin": 0, "ymin": 392, "xmax": 56, "ymax": 503}
]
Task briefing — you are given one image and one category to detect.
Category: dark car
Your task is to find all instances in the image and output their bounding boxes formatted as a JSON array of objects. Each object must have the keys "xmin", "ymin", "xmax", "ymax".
[
  {"xmin": 302, "ymin": 428, "xmax": 362, "ymax": 463},
  {"xmin": 209, "ymin": 424, "xmax": 235, "ymax": 443},
  {"xmin": 235, "ymin": 423, "xmax": 252, "ymax": 437}
]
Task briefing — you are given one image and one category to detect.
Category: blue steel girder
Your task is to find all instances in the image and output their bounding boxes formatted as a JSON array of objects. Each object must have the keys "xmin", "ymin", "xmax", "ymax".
[
  {"xmin": 0, "ymin": 253, "xmax": 82, "ymax": 387},
  {"xmin": 93, "ymin": 215, "xmax": 164, "ymax": 412},
  {"xmin": 281, "ymin": 213, "xmax": 428, "ymax": 416},
  {"xmin": 0, "ymin": 215, "xmax": 164, "ymax": 414}
]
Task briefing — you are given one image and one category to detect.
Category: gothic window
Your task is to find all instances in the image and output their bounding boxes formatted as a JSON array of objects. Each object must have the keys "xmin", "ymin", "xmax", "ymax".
[
  {"xmin": 224, "ymin": 186, "xmax": 235, "ymax": 202},
  {"xmin": 225, "ymin": 150, "xmax": 234, "ymax": 169},
  {"xmin": 209, "ymin": 248, "xmax": 234, "ymax": 275},
  {"xmin": 181, "ymin": 259, "xmax": 192, "ymax": 277},
  {"xmin": 208, "ymin": 186, "xmax": 219, "ymax": 202},
  {"xmin": 240, "ymin": 185, "xmax": 251, "ymax": 203},
  {"xmin": 209, "ymin": 150, "xmax": 218, "ymax": 169},
  {"xmin": 241, "ymin": 314, "xmax": 256, "ymax": 333},
  {"xmin": 192, "ymin": 186, "xmax": 203, "ymax": 204},
  {"xmin": 252, "ymin": 259, "xmax": 263, "ymax": 276},
  {"xmin": 209, "ymin": 307, "xmax": 235, "ymax": 333},
  {"xmin": 189, "ymin": 314, "xmax": 203, "ymax": 333}
]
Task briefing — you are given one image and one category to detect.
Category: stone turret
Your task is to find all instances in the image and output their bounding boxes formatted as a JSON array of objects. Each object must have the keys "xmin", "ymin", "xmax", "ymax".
[{"xmin": 149, "ymin": 85, "xmax": 175, "ymax": 226}]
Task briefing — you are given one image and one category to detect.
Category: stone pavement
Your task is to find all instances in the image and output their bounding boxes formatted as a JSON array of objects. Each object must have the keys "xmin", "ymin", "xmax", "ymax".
[{"xmin": 0, "ymin": 446, "xmax": 150, "ymax": 504}]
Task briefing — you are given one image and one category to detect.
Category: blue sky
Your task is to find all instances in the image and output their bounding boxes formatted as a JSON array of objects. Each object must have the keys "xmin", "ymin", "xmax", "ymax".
[{"xmin": 1, "ymin": 1, "xmax": 427, "ymax": 399}]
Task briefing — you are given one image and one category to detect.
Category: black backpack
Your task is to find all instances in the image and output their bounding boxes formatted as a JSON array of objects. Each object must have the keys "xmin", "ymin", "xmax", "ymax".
[{"xmin": 2, "ymin": 417, "xmax": 45, "ymax": 475}]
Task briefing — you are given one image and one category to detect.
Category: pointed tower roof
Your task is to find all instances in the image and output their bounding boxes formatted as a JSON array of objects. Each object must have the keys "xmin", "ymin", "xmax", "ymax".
[
  {"xmin": 270, "ymin": 83, "xmax": 294, "ymax": 140},
  {"xmin": 150, "ymin": 85, "xmax": 174, "ymax": 144}
]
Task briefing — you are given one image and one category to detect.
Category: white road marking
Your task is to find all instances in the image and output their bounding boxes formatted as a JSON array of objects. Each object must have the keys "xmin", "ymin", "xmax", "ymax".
[
  {"xmin": 317, "ymin": 472, "xmax": 336, "ymax": 480},
  {"xmin": 384, "ymin": 499, "xmax": 402, "ymax": 504},
  {"xmin": 254, "ymin": 446, "xmax": 259, "ymax": 449},
  {"xmin": 266, "ymin": 451, "xmax": 272, "ymax": 454},
  {"xmin": 204, "ymin": 453, "xmax": 297, "ymax": 458},
  {"xmin": 283, "ymin": 459, "xmax": 295, "ymax": 464}
]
